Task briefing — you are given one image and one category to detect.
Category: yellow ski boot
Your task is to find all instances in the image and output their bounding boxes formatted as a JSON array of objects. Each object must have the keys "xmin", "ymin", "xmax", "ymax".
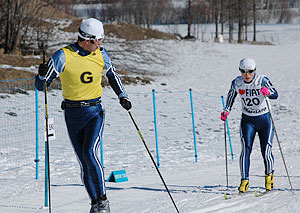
[
  {"xmin": 265, "ymin": 173, "xmax": 274, "ymax": 191},
  {"xmin": 238, "ymin": 179, "xmax": 249, "ymax": 193}
]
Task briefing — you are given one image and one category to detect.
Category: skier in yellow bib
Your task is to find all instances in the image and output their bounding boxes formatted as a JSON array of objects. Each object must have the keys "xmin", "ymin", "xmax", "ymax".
[{"xmin": 35, "ymin": 18, "xmax": 131, "ymax": 213}]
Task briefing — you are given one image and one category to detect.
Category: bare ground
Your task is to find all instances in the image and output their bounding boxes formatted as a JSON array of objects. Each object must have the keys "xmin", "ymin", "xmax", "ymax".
[{"xmin": 0, "ymin": 22, "xmax": 176, "ymax": 85}]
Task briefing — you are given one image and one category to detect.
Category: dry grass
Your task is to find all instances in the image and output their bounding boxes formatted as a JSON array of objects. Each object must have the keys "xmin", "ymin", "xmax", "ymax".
[
  {"xmin": 27, "ymin": 0, "xmax": 74, "ymax": 20},
  {"xmin": 0, "ymin": 68, "xmax": 36, "ymax": 80},
  {"xmin": 0, "ymin": 52, "xmax": 41, "ymax": 80},
  {"xmin": 0, "ymin": 53, "xmax": 42, "ymax": 67},
  {"xmin": 0, "ymin": 20, "xmax": 174, "ymax": 82},
  {"xmin": 62, "ymin": 20, "xmax": 177, "ymax": 41},
  {"xmin": 103, "ymin": 22, "xmax": 177, "ymax": 41}
]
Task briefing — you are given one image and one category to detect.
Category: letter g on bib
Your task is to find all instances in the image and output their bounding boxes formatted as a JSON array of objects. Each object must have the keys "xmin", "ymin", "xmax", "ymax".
[{"xmin": 81, "ymin": 72, "xmax": 93, "ymax": 83}]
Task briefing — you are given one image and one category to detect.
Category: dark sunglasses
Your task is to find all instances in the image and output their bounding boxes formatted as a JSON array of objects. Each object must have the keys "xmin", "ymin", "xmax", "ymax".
[
  {"xmin": 90, "ymin": 38, "xmax": 103, "ymax": 44},
  {"xmin": 239, "ymin": 68, "xmax": 255, "ymax": 74}
]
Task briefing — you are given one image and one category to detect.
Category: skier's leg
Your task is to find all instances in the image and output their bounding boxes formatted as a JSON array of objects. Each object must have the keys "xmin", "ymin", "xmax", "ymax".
[
  {"xmin": 258, "ymin": 113, "xmax": 274, "ymax": 191},
  {"xmin": 258, "ymin": 113, "xmax": 274, "ymax": 176},
  {"xmin": 64, "ymin": 107, "xmax": 94, "ymax": 199},
  {"xmin": 240, "ymin": 117, "xmax": 256, "ymax": 180},
  {"xmin": 64, "ymin": 104, "xmax": 106, "ymax": 202},
  {"xmin": 82, "ymin": 107, "xmax": 106, "ymax": 202}
]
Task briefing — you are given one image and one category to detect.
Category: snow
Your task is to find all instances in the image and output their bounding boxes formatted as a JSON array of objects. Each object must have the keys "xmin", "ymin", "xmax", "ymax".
[{"xmin": 1, "ymin": 24, "xmax": 300, "ymax": 213}]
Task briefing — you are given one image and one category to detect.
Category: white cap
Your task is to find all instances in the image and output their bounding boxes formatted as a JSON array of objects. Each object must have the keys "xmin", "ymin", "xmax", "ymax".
[
  {"xmin": 239, "ymin": 58, "xmax": 256, "ymax": 71},
  {"xmin": 78, "ymin": 18, "xmax": 104, "ymax": 40}
]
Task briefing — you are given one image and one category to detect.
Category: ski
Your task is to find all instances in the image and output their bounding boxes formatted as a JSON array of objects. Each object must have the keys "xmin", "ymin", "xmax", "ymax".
[
  {"xmin": 254, "ymin": 190, "xmax": 274, "ymax": 197},
  {"xmin": 225, "ymin": 189, "xmax": 277, "ymax": 199},
  {"xmin": 224, "ymin": 192, "xmax": 231, "ymax": 200},
  {"xmin": 224, "ymin": 191, "xmax": 253, "ymax": 200}
]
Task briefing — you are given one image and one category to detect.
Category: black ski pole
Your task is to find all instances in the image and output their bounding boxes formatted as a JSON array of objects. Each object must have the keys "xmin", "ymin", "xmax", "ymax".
[
  {"xmin": 42, "ymin": 42, "xmax": 52, "ymax": 212},
  {"xmin": 265, "ymin": 97, "xmax": 293, "ymax": 192},
  {"xmin": 221, "ymin": 96, "xmax": 229, "ymax": 187},
  {"xmin": 128, "ymin": 111, "xmax": 180, "ymax": 213}
]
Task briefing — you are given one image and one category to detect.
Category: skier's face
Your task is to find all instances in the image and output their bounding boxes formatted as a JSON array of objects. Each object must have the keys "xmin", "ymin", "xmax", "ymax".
[
  {"xmin": 241, "ymin": 70, "xmax": 255, "ymax": 83},
  {"xmin": 82, "ymin": 39, "xmax": 103, "ymax": 52},
  {"xmin": 90, "ymin": 39, "xmax": 103, "ymax": 51}
]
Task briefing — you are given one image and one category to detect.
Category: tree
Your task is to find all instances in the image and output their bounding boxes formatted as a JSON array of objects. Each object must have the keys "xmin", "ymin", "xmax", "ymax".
[
  {"xmin": 253, "ymin": 0, "xmax": 257, "ymax": 42},
  {"xmin": 220, "ymin": 0, "xmax": 224, "ymax": 35},
  {"xmin": 3, "ymin": 0, "xmax": 31, "ymax": 53},
  {"xmin": 228, "ymin": 0, "xmax": 234, "ymax": 43},
  {"xmin": 213, "ymin": 0, "xmax": 220, "ymax": 41},
  {"xmin": 1, "ymin": 0, "xmax": 61, "ymax": 54},
  {"xmin": 185, "ymin": 0, "xmax": 193, "ymax": 38}
]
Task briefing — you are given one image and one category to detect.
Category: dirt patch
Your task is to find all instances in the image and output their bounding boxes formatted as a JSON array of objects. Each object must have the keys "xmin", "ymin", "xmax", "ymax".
[
  {"xmin": 62, "ymin": 18, "xmax": 82, "ymax": 32},
  {"xmin": 0, "ymin": 22, "xmax": 170, "ymax": 83},
  {"xmin": 251, "ymin": 41, "xmax": 274, "ymax": 45},
  {"xmin": 0, "ymin": 68, "xmax": 36, "ymax": 80},
  {"xmin": 27, "ymin": 0, "xmax": 74, "ymax": 19},
  {"xmin": 62, "ymin": 20, "xmax": 177, "ymax": 41},
  {"xmin": 0, "ymin": 53, "xmax": 42, "ymax": 67},
  {"xmin": 104, "ymin": 22, "xmax": 177, "ymax": 41}
]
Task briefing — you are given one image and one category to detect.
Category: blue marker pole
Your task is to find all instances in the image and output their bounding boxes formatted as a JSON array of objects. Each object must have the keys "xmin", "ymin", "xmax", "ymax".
[
  {"xmin": 221, "ymin": 96, "xmax": 234, "ymax": 160},
  {"xmin": 45, "ymin": 145, "xmax": 49, "ymax": 207},
  {"xmin": 152, "ymin": 89, "xmax": 160, "ymax": 167},
  {"xmin": 189, "ymin": 89, "xmax": 198, "ymax": 162},
  {"xmin": 35, "ymin": 89, "xmax": 39, "ymax": 179}
]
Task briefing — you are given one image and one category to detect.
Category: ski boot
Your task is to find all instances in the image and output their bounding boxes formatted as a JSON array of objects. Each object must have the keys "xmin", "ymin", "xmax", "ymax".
[
  {"xmin": 238, "ymin": 179, "xmax": 249, "ymax": 193},
  {"xmin": 265, "ymin": 173, "xmax": 274, "ymax": 191},
  {"xmin": 90, "ymin": 195, "xmax": 110, "ymax": 213}
]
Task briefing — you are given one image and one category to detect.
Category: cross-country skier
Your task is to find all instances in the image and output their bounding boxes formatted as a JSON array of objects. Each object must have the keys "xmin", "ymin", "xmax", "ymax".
[
  {"xmin": 35, "ymin": 18, "xmax": 132, "ymax": 213},
  {"xmin": 220, "ymin": 58, "xmax": 278, "ymax": 193}
]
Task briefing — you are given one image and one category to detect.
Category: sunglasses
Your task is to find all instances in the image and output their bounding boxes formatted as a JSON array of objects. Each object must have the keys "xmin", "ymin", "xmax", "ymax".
[
  {"xmin": 90, "ymin": 38, "xmax": 103, "ymax": 44},
  {"xmin": 239, "ymin": 68, "xmax": 255, "ymax": 74}
]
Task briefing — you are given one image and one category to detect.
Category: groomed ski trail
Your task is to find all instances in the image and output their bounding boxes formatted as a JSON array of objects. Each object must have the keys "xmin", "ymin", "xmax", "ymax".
[{"xmin": 188, "ymin": 189, "xmax": 291, "ymax": 213}]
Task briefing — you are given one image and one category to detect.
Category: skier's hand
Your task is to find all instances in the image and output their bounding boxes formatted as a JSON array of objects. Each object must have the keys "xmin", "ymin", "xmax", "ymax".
[
  {"xmin": 38, "ymin": 63, "xmax": 48, "ymax": 77},
  {"xmin": 261, "ymin": 87, "xmax": 270, "ymax": 97},
  {"xmin": 221, "ymin": 111, "xmax": 229, "ymax": 121},
  {"xmin": 120, "ymin": 97, "xmax": 132, "ymax": 110}
]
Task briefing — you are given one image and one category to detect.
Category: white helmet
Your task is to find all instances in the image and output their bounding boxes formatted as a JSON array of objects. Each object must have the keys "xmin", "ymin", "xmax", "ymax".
[
  {"xmin": 239, "ymin": 58, "xmax": 256, "ymax": 71},
  {"xmin": 78, "ymin": 18, "xmax": 104, "ymax": 40}
]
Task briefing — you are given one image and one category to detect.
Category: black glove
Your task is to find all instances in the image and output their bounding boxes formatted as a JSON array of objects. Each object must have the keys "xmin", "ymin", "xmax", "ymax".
[
  {"xmin": 38, "ymin": 63, "xmax": 48, "ymax": 77},
  {"xmin": 120, "ymin": 97, "xmax": 132, "ymax": 110}
]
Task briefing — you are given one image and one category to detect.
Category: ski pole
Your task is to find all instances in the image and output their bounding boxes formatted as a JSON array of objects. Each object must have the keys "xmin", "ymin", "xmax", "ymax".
[
  {"xmin": 221, "ymin": 96, "xmax": 234, "ymax": 160},
  {"xmin": 42, "ymin": 42, "xmax": 52, "ymax": 212},
  {"xmin": 221, "ymin": 97, "xmax": 229, "ymax": 187},
  {"xmin": 128, "ymin": 111, "xmax": 180, "ymax": 213},
  {"xmin": 223, "ymin": 121, "xmax": 229, "ymax": 188},
  {"xmin": 265, "ymin": 97, "xmax": 293, "ymax": 192}
]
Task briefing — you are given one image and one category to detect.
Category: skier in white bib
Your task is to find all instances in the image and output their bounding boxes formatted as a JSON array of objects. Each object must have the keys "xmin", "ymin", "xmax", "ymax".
[{"xmin": 221, "ymin": 58, "xmax": 278, "ymax": 193}]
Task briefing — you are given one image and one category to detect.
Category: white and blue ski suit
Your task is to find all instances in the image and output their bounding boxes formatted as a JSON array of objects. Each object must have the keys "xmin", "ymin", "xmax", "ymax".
[
  {"xmin": 224, "ymin": 73, "xmax": 278, "ymax": 180},
  {"xmin": 35, "ymin": 42, "xmax": 128, "ymax": 202}
]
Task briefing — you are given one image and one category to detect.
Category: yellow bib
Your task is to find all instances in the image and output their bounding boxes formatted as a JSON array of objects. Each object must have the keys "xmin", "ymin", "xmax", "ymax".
[{"xmin": 60, "ymin": 46, "xmax": 105, "ymax": 101}]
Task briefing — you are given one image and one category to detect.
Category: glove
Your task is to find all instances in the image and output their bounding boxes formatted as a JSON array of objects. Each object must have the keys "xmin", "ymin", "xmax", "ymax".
[
  {"xmin": 221, "ymin": 111, "xmax": 229, "ymax": 121},
  {"xmin": 120, "ymin": 97, "xmax": 132, "ymax": 110},
  {"xmin": 261, "ymin": 87, "xmax": 270, "ymax": 97},
  {"xmin": 38, "ymin": 63, "xmax": 48, "ymax": 77}
]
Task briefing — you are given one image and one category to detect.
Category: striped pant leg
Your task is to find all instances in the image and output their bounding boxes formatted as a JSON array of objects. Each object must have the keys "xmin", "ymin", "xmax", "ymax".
[
  {"xmin": 65, "ymin": 105, "xmax": 106, "ymax": 202},
  {"xmin": 258, "ymin": 115, "xmax": 274, "ymax": 175},
  {"xmin": 82, "ymin": 109, "xmax": 106, "ymax": 201},
  {"xmin": 240, "ymin": 119, "xmax": 256, "ymax": 179}
]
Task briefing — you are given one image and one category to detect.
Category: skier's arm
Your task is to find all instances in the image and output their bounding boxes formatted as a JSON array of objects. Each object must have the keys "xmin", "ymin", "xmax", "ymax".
[
  {"xmin": 101, "ymin": 47, "xmax": 128, "ymax": 99},
  {"xmin": 221, "ymin": 81, "xmax": 237, "ymax": 121},
  {"xmin": 261, "ymin": 76, "xmax": 278, "ymax": 99},
  {"xmin": 35, "ymin": 49, "xmax": 65, "ymax": 91},
  {"xmin": 225, "ymin": 81, "xmax": 238, "ymax": 112}
]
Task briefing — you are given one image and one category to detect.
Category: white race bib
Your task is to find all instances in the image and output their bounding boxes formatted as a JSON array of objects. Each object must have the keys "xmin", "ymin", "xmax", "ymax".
[{"xmin": 233, "ymin": 74, "xmax": 269, "ymax": 116}]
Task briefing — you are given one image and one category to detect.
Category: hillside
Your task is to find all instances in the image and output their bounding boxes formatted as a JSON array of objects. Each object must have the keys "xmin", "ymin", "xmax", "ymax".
[{"xmin": 0, "ymin": 20, "xmax": 177, "ymax": 85}]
